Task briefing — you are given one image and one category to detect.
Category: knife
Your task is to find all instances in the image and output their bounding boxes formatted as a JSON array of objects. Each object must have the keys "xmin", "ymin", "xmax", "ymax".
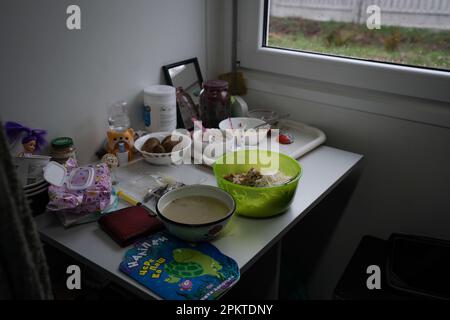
[{"xmin": 116, "ymin": 190, "xmax": 157, "ymax": 216}]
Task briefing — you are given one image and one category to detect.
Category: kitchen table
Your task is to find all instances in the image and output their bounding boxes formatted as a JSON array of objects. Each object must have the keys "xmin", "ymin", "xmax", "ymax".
[{"xmin": 35, "ymin": 146, "xmax": 363, "ymax": 299}]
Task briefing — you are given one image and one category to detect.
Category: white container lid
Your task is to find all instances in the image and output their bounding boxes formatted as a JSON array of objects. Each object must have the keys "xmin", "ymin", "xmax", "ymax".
[
  {"xmin": 44, "ymin": 162, "xmax": 67, "ymax": 187},
  {"xmin": 44, "ymin": 161, "xmax": 95, "ymax": 190},
  {"xmin": 144, "ymin": 85, "xmax": 175, "ymax": 97},
  {"xmin": 144, "ymin": 85, "xmax": 176, "ymax": 106}
]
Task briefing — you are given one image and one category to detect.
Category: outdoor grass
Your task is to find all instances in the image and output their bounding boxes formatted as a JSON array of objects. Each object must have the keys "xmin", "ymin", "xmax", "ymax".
[{"xmin": 268, "ymin": 17, "xmax": 450, "ymax": 70}]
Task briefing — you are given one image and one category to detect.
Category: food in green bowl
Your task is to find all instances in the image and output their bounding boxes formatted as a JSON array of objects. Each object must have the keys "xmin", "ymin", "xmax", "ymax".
[{"xmin": 213, "ymin": 149, "xmax": 302, "ymax": 218}]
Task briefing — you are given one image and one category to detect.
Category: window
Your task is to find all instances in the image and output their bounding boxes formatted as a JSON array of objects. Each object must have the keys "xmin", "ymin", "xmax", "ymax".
[
  {"xmin": 237, "ymin": 0, "xmax": 450, "ymax": 103},
  {"xmin": 264, "ymin": 0, "xmax": 450, "ymax": 71}
]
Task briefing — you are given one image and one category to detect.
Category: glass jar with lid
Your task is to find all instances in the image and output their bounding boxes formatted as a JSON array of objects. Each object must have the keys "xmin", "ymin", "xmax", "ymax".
[
  {"xmin": 199, "ymin": 80, "xmax": 231, "ymax": 128},
  {"xmin": 51, "ymin": 137, "xmax": 77, "ymax": 164}
]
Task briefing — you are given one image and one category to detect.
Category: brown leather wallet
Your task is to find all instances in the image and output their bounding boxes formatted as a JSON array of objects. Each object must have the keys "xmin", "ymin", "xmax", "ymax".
[{"xmin": 98, "ymin": 206, "xmax": 164, "ymax": 247}]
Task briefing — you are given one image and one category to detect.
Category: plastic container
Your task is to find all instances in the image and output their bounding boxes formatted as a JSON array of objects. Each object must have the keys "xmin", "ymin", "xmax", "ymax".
[
  {"xmin": 144, "ymin": 85, "xmax": 177, "ymax": 133},
  {"xmin": 213, "ymin": 149, "xmax": 302, "ymax": 218},
  {"xmin": 108, "ymin": 101, "xmax": 130, "ymax": 132},
  {"xmin": 199, "ymin": 80, "xmax": 231, "ymax": 129},
  {"xmin": 116, "ymin": 141, "xmax": 129, "ymax": 167},
  {"xmin": 386, "ymin": 234, "xmax": 450, "ymax": 300},
  {"xmin": 44, "ymin": 161, "xmax": 95, "ymax": 190}
]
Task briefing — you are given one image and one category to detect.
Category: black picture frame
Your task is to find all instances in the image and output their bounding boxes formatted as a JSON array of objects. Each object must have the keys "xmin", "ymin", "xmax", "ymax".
[
  {"xmin": 162, "ymin": 58, "xmax": 204, "ymax": 130},
  {"xmin": 162, "ymin": 57, "xmax": 204, "ymax": 87}
]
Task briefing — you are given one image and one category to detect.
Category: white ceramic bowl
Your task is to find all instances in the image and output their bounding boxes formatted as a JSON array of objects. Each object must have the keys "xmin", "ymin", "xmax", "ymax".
[
  {"xmin": 156, "ymin": 185, "xmax": 235, "ymax": 242},
  {"xmin": 218, "ymin": 117, "xmax": 268, "ymax": 146},
  {"xmin": 192, "ymin": 129, "xmax": 235, "ymax": 164},
  {"xmin": 192, "ymin": 129, "xmax": 233, "ymax": 151},
  {"xmin": 134, "ymin": 132, "xmax": 192, "ymax": 166}
]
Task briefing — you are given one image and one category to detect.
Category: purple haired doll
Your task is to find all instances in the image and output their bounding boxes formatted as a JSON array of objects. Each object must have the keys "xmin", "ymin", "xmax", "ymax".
[{"xmin": 4, "ymin": 121, "xmax": 47, "ymax": 157}]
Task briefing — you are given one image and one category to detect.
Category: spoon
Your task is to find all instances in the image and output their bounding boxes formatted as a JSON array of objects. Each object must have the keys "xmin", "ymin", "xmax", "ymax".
[{"xmin": 250, "ymin": 113, "xmax": 290, "ymax": 130}]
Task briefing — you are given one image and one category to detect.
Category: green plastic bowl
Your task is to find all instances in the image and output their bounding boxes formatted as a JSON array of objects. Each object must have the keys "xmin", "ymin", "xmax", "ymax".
[{"xmin": 213, "ymin": 149, "xmax": 302, "ymax": 218}]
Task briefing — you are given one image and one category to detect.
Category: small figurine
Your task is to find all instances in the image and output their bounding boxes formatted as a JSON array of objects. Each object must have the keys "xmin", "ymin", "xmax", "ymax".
[
  {"xmin": 5, "ymin": 121, "xmax": 47, "ymax": 157},
  {"xmin": 106, "ymin": 128, "xmax": 135, "ymax": 161},
  {"xmin": 101, "ymin": 153, "xmax": 119, "ymax": 169}
]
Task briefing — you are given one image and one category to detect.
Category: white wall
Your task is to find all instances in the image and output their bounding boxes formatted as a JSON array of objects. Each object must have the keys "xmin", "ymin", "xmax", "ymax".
[
  {"xmin": 0, "ymin": 0, "xmax": 206, "ymax": 164},
  {"xmin": 205, "ymin": 0, "xmax": 233, "ymax": 79},
  {"xmin": 243, "ymin": 69, "xmax": 450, "ymax": 299}
]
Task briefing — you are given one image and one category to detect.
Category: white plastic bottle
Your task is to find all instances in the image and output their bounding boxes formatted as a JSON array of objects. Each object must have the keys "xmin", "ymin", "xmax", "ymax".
[
  {"xmin": 143, "ymin": 85, "xmax": 177, "ymax": 133},
  {"xmin": 108, "ymin": 101, "xmax": 130, "ymax": 132}
]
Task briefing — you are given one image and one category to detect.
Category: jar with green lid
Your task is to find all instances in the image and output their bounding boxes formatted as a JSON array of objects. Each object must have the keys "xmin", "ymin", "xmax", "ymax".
[{"xmin": 51, "ymin": 137, "xmax": 77, "ymax": 164}]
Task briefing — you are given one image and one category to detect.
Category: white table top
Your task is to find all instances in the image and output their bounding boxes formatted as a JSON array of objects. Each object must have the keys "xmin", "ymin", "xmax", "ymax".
[{"xmin": 35, "ymin": 146, "xmax": 362, "ymax": 299}]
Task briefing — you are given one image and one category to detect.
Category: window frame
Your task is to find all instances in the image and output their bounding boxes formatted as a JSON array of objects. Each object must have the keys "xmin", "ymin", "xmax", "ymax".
[{"xmin": 237, "ymin": 0, "xmax": 450, "ymax": 103}]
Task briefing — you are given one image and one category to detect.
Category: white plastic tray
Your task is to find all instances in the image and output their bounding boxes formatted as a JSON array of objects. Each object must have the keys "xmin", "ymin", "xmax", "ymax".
[
  {"xmin": 274, "ymin": 120, "xmax": 327, "ymax": 159},
  {"xmin": 202, "ymin": 120, "xmax": 327, "ymax": 166}
]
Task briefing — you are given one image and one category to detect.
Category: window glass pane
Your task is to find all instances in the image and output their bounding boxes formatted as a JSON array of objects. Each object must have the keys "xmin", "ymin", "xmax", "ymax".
[{"xmin": 266, "ymin": 0, "xmax": 450, "ymax": 71}]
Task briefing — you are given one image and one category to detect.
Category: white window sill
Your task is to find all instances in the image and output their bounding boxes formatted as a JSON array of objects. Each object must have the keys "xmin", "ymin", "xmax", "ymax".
[{"xmin": 243, "ymin": 69, "xmax": 450, "ymax": 129}]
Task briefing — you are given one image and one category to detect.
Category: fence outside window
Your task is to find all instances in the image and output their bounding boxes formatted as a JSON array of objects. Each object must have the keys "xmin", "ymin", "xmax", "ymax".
[{"xmin": 270, "ymin": 0, "xmax": 450, "ymax": 30}]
